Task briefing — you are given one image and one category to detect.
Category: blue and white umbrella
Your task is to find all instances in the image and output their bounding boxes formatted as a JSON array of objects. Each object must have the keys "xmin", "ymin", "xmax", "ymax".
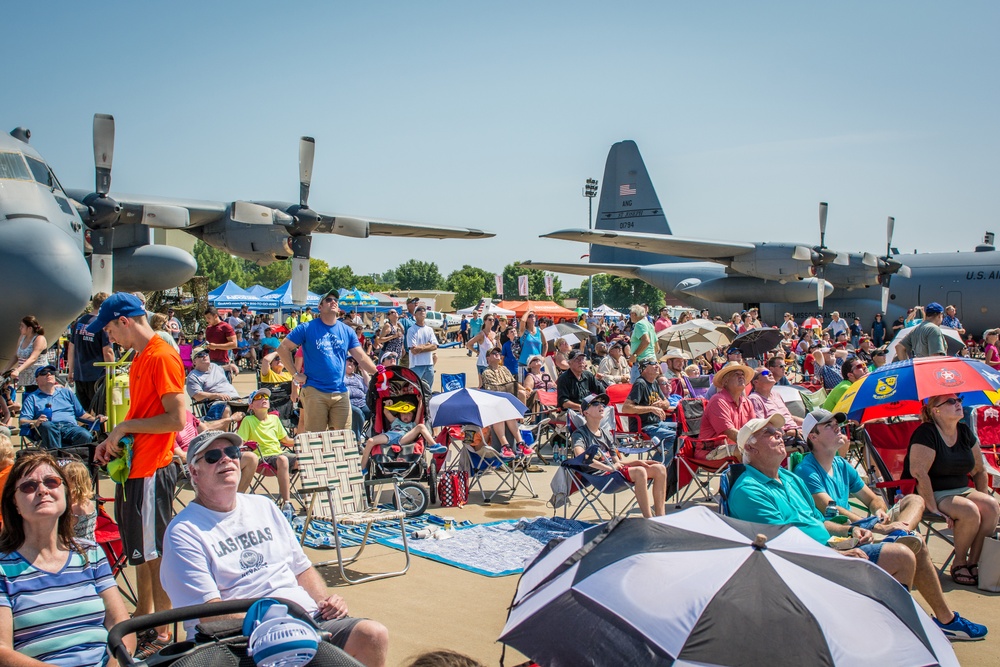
[{"xmin": 428, "ymin": 388, "xmax": 527, "ymax": 428}]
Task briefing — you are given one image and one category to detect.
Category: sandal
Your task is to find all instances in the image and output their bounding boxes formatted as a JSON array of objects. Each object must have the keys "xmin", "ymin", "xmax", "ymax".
[
  {"xmin": 950, "ymin": 565, "xmax": 978, "ymax": 586},
  {"xmin": 969, "ymin": 563, "xmax": 979, "ymax": 579}
]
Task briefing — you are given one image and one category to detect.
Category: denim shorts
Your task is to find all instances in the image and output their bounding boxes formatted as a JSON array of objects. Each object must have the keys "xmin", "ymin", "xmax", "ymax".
[{"xmin": 857, "ymin": 542, "xmax": 883, "ymax": 565}]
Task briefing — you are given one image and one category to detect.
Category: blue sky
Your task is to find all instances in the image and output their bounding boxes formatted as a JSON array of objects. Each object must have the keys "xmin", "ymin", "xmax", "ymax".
[{"xmin": 9, "ymin": 2, "xmax": 1000, "ymax": 287}]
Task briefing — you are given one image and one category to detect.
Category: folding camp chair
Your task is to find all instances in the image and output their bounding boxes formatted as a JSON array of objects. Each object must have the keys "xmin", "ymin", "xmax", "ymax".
[
  {"xmin": 972, "ymin": 405, "xmax": 1000, "ymax": 491},
  {"xmin": 604, "ymin": 383, "xmax": 660, "ymax": 461},
  {"xmin": 460, "ymin": 430, "xmax": 537, "ymax": 503},
  {"xmin": 683, "ymin": 375, "xmax": 712, "ymax": 400},
  {"xmin": 245, "ymin": 439, "xmax": 303, "ymax": 507},
  {"xmin": 674, "ymin": 398, "xmax": 733, "ymax": 503},
  {"xmin": 94, "ymin": 503, "xmax": 137, "ymax": 606},
  {"xmin": 295, "ymin": 430, "xmax": 409, "ymax": 584},
  {"xmin": 558, "ymin": 449, "xmax": 639, "ymax": 521},
  {"xmin": 799, "ymin": 386, "xmax": 828, "ymax": 412},
  {"xmin": 440, "ymin": 373, "xmax": 466, "ymax": 392},
  {"xmin": 861, "ymin": 420, "xmax": 957, "ymax": 573},
  {"xmin": 773, "ymin": 384, "xmax": 806, "ymax": 419},
  {"xmin": 530, "ymin": 388, "xmax": 567, "ymax": 462},
  {"xmin": 717, "ymin": 463, "xmax": 747, "ymax": 517}
]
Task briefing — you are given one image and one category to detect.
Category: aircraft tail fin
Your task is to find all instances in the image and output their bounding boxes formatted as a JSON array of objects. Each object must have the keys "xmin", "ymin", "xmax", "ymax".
[{"xmin": 592, "ymin": 140, "xmax": 680, "ymax": 266}]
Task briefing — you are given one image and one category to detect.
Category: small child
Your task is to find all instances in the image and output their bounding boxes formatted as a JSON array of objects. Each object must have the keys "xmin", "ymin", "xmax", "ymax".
[
  {"xmin": 360, "ymin": 400, "xmax": 434, "ymax": 470},
  {"xmin": 62, "ymin": 460, "xmax": 97, "ymax": 542},
  {"xmin": 0, "ymin": 435, "xmax": 14, "ymax": 527},
  {"xmin": 238, "ymin": 388, "xmax": 297, "ymax": 518}
]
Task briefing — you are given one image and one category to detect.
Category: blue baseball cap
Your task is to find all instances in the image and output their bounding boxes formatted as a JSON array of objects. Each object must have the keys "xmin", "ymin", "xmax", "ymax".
[
  {"xmin": 86, "ymin": 292, "xmax": 147, "ymax": 334},
  {"xmin": 925, "ymin": 302, "xmax": 944, "ymax": 315}
]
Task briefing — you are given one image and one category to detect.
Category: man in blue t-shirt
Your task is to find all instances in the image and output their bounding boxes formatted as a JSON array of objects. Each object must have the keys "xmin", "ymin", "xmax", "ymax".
[
  {"xmin": 278, "ymin": 291, "xmax": 377, "ymax": 433},
  {"xmin": 20, "ymin": 365, "xmax": 105, "ymax": 449}
]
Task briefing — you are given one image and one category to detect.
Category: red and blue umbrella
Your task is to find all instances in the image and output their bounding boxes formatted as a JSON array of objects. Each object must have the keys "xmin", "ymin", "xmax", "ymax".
[{"xmin": 833, "ymin": 357, "xmax": 1000, "ymax": 420}]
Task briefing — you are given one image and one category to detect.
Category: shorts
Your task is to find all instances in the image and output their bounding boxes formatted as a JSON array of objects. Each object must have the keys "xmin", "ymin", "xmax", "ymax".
[
  {"xmin": 385, "ymin": 430, "xmax": 406, "ymax": 446},
  {"xmin": 315, "ymin": 614, "xmax": 363, "ymax": 649},
  {"xmin": 857, "ymin": 542, "xmax": 883, "ymax": 565},
  {"xmin": 117, "ymin": 464, "xmax": 178, "ymax": 565},
  {"xmin": 262, "ymin": 453, "xmax": 298, "ymax": 469},
  {"xmin": 618, "ymin": 466, "xmax": 633, "ymax": 484},
  {"xmin": 934, "ymin": 486, "xmax": 975, "ymax": 504}
]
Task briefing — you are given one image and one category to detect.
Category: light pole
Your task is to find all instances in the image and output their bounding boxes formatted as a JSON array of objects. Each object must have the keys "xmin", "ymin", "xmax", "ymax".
[{"xmin": 583, "ymin": 178, "xmax": 598, "ymax": 313}]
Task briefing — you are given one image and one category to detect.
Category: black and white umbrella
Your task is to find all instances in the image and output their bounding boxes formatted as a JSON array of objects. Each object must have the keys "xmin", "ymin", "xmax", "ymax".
[{"xmin": 500, "ymin": 506, "xmax": 957, "ymax": 667}]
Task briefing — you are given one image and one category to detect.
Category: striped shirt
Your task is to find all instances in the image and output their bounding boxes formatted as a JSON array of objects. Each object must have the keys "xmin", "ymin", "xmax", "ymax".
[{"xmin": 0, "ymin": 543, "xmax": 115, "ymax": 666}]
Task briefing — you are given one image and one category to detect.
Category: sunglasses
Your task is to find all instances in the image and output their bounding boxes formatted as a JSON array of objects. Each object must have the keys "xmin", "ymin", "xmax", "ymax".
[
  {"xmin": 935, "ymin": 397, "xmax": 963, "ymax": 408},
  {"xmin": 323, "ymin": 297, "xmax": 338, "ymax": 304},
  {"xmin": 17, "ymin": 476, "xmax": 63, "ymax": 494},
  {"xmin": 195, "ymin": 444, "xmax": 243, "ymax": 465},
  {"xmin": 758, "ymin": 427, "xmax": 783, "ymax": 437}
]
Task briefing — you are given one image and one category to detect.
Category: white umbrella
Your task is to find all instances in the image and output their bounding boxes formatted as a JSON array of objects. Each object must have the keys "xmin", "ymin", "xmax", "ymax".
[
  {"xmin": 456, "ymin": 303, "xmax": 516, "ymax": 316},
  {"xmin": 656, "ymin": 318, "xmax": 736, "ymax": 359},
  {"xmin": 883, "ymin": 326, "xmax": 967, "ymax": 363},
  {"xmin": 592, "ymin": 304, "xmax": 623, "ymax": 317}
]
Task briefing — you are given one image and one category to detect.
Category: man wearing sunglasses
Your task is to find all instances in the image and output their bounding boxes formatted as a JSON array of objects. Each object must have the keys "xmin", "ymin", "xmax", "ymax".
[
  {"xmin": 88, "ymin": 291, "xmax": 187, "ymax": 656},
  {"xmin": 822, "ymin": 356, "xmax": 869, "ymax": 412},
  {"xmin": 278, "ymin": 291, "xmax": 378, "ymax": 433},
  {"xmin": 19, "ymin": 365, "xmax": 105, "ymax": 450},
  {"xmin": 161, "ymin": 431, "xmax": 389, "ymax": 666}
]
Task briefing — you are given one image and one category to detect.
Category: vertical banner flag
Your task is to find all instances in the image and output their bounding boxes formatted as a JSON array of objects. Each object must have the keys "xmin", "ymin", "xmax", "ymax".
[
  {"xmin": 544, "ymin": 275, "xmax": 554, "ymax": 296},
  {"xmin": 518, "ymin": 275, "xmax": 529, "ymax": 297},
  {"xmin": 495, "ymin": 274, "xmax": 504, "ymax": 295}
]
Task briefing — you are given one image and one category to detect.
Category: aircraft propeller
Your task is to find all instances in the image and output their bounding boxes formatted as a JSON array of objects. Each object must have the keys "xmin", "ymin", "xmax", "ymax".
[
  {"xmin": 79, "ymin": 114, "xmax": 189, "ymax": 295},
  {"xmin": 875, "ymin": 216, "xmax": 913, "ymax": 312},
  {"xmin": 792, "ymin": 202, "xmax": 849, "ymax": 308}
]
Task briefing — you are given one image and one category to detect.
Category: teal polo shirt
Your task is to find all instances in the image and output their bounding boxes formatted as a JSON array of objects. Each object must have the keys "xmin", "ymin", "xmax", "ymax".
[{"xmin": 729, "ymin": 465, "xmax": 831, "ymax": 544}]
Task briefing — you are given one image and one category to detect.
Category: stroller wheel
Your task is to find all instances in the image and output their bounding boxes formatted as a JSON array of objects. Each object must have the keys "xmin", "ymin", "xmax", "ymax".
[
  {"xmin": 393, "ymin": 481, "xmax": 429, "ymax": 518},
  {"xmin": 427, "ymin": 462, "xmax": 438, "ymax": 505}
]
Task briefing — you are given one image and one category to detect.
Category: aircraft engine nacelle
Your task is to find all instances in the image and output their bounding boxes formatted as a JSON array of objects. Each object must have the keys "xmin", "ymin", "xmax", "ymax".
[
  {"xmin": 328, "ymin": 216, "xmax": 369, "ymax": 238},
  {"xmin": 679, "ymin": 276, "xmax": 832, "ymax": 303},
  {"xmin": 110, "ymin": 245, "xmax": 198, "ymax": 291},
  {"xmin": 198, "ymin": 215, "xmax": 293, "ymax": 265},
  {"xmin": 729, "ymin": 243, "xmax": 813, "ymax": 282}
]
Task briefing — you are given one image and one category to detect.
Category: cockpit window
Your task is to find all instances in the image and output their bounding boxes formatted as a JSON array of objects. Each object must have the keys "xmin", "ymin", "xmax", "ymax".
[
  {"xmin": 25, "ymin": 156, "xmax": 60, "ymax": 190},
  {"xmin": 0, "ymin": 152, "xmax": 31, "ymax": 181}
]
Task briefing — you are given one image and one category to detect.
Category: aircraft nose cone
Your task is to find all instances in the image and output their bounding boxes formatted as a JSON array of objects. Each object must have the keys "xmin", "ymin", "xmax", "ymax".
[{"xmin": 0, "ymin": 219, "xmax": 92, "ymax": 365}]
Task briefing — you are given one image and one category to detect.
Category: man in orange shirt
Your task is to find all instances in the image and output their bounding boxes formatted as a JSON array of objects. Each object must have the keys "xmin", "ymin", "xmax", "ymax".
[{"xmin": 91, "ymin": 292, "xmax": 185, "ymax": 657}]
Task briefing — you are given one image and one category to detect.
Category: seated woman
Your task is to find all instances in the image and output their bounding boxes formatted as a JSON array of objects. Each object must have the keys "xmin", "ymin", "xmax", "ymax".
[
  {"xmin": 360, "ymin": 400, "xmax": 435, "ymax": 470},
  {"xmin": 570, "ymin": 393, "xmax": 667, "ymax": 518},
  {"xmin": 903, "ymin": 393, "xmax": 1000, "ymax": 586},
  {"xmin": 0, "ymin": 452, "xmax": 134, "ymax": 666},
  {"xmin": 521, "ymin": 355, "xmax": 548, "ymax": 394}
]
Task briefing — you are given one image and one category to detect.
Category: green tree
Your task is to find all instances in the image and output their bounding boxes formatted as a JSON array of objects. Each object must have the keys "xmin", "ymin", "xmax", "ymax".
[
  {"xmin": 579, "ymin": 275, "xmax": 665, "ymax": 311},
  {"xmin": 502, "ymin": 264, "xmax": 562, "ymax": 301},
  {"xmin": 446, "ymin": 265, "xmax": 495, "ymax": 309},
  {"xmin": 394, "ymin": 260, "xmax": 444, "ymax": 290},
  {"xmin": 248, "ymin": 260, "xmax": 292, "ymax": 289},
  {"xmin": 193, "ymin": 240, "xmax": 247, "ymax": 287}
]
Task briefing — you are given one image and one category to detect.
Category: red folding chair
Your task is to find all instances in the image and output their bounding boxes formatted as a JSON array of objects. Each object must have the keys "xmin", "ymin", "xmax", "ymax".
[
  {"xmin": 973, "ymin": 405, "xmax": 1000, "ymax": 491},
  {"xmin": 674, "ymin": 398, "xmax": 732, "ymax": 503},
  {"xmin": 94, "ymin": 503, "xmax": 137, "ymax": 606},
  {"xmin": 861, "ymin": 419, "xmax": 957, "ymax": 572}
]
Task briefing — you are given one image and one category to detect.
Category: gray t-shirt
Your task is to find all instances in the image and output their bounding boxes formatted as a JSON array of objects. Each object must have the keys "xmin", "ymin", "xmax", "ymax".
[
  {"xmin": 901, "ymin": 320, "xmax": 947, "ymax": 358},
  {"xmin": 185, "ymin": 363, "xmax": 239, "ymax": 398}
]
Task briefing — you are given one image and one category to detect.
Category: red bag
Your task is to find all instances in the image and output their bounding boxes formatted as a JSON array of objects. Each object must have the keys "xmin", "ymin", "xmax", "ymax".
[{"xmin": 437, "ymin": 470, "xmax": 469, "ymax": 508}]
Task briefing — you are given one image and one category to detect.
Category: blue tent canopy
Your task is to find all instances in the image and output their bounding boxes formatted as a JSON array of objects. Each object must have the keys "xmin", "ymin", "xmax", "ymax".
[
  {"xmin": 245, "ymin": 284, "xmax": 272, "ymax": 297},
  {"xmin": 208, "ymin": 280, "xmax": 252, "ymax": 300},
  {"xmin": 261, "ymin": 280, "xmax": 320, "ymax": 307},
  {"xmin": 338, "ymin": 288, "xmax": 378, "ymax": 309}
]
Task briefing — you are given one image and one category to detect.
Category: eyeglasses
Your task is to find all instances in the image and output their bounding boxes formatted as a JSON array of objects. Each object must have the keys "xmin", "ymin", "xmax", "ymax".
[
  {"xmin": 195, "ymin": 444, "xmax": 243, "ymax": 465},
  {"xmin": 935, "ymin": 397, "xmax": 963, "ymax": 408},
  {"xmin": 17, "ymin": 476, "xmax": 63, "ymax": 494}
]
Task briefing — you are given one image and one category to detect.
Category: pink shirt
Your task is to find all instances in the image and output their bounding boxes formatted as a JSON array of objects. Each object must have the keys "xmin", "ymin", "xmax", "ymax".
[
  {"xmin": 748, "ymin": 391, "xmax": 796, "ymax": 429},
  {"xmin": 654, "ymin": 317, "xmax": 673, "ymax": 333},
  {"xmin": 701, "ymin": 390, "xmax": 755, "ymax": 443}
]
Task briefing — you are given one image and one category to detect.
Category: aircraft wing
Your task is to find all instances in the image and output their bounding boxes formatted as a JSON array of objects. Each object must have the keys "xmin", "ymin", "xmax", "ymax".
[
  {"xmin": 64, "ymin": 190, "xmax": 229, "ymax": 228},
  {"xmin": 542, "ymin": 229, "xmax": 755, "ymax": 260},
  {"xmin": 517, "ymin": 260, "xmax": 641, "ymax": 279},
  {"xmin": 316, "ymin": 215, "xmax": 495, "ymax": 239}
]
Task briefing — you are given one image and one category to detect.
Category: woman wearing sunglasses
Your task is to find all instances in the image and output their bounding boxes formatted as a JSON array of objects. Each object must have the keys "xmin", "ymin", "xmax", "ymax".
[
  {"xmin": 0, "ymin": 452, "xmax": 133, "ymax": 665},
  {"xmin": 903, "ymin": 394, "xmax": 1000, "ymax": 586}
]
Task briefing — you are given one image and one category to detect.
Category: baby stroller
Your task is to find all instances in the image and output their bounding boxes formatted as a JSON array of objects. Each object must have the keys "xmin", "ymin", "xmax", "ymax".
[
  {"xmin": 107, "ymin": 598, "xmax": 363, "ymax": 666},
  {"xmin": 363, "ymin": 365, "xmax": 437, "ymax": 517}
]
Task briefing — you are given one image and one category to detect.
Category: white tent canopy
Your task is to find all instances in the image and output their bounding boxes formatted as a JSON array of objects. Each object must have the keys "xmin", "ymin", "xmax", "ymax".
[
  {"xmin": 456, "ymin": 302, "xmax": 516, "ymax": 316},
  {"xmin": 591, "ymin": 304, "xmax": 623, "ymax": 317}
]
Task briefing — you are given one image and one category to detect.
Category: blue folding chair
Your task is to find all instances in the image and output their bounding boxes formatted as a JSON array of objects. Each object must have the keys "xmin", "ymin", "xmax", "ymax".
[
  {"xmin": 559, "ymin": 447, "xmax": 639, "ymax": 521},
  {"xmin": 440, "ymin": 373, "xmax": 466, "ymax": 392},
  {"xmin": 717, "ymin": 463, "xmax": 747, "ymax": 517}
]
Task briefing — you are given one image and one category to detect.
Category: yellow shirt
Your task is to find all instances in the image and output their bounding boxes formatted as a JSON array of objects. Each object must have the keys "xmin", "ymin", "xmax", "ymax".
[
  {"xmin": 260, "ymin": 369, "xmax": 293, "ymax": 384},
  {"xmin": 237, "ymin": 412, "xmax": 289, "ymax": 458},
  {"xmin": 300, "ymin": 312, "xmax": 313, "ymax": 323}
]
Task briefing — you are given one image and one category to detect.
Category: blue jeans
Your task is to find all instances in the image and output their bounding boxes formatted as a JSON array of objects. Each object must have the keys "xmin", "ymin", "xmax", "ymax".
[
  {"xmin": 34, "ymin": 421, "xmax": 94, "ymax": 450},
  {"xmin": 205, "ymin": 401, "xmax": 228, "ymax": 421},
  {"xmin": 412, "ymin": 365, "xmax": 435, "ymax": 391},
  {"xmin": 858, "ymin": 542, "xmax": 883, "ymax": 565},
  {"xmin": 642, "ymin": 422, "xmax": 678, "ymax": 462},
  {"xmin": 351, "ymin": 404, "xmax": 371, "ymax": 443}
]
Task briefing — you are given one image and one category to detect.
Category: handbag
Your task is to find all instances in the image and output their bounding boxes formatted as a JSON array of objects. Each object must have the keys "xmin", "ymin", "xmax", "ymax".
[
  {"xmin": 437, "ymin": 470, "xmax": 469, "ymax": 508},
  {"xmin": 977, "ymin": 533, "xmax": 1000, "ymax": 592}
]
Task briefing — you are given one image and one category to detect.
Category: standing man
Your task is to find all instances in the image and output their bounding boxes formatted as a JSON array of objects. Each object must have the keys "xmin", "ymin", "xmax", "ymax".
[
  {"xmin": 653, "ymin": 307, "xmax": 673, "ymax": 333},
  {"xmin": 165, "ymin": 307, "xmax": 183, "ymax": 342},
  {"xmin": 628, "ymin": 304, "xmax": 657, "ymax": 383},
  {"xmin": 896, "ymin": 302, "xmax": 948, "ymax": 360},
  {"xmin": 406, "ymin": 304, "xmax": 438, "ymax": 390},
  {"xmin": 870, "ymin": 312, "xmax": 887, "ymax": 347},
  {"xmin": 203, "ymin": 307, "xmax": 237, "ymax": 369},
  {"xmin": 467, "ymin": 308, "xmax": 483, "ymax": 357},
  {"xmin": 943, "ymin": 305, "xmax": 966, "ymax": 337},
  {"xmin": 278, "ymin": 291, "xmax": 377, "ymax": 433},
  {"xmin": 849, "ymin": 317, "xmax": 863, "ymax": 348},
  {"xmin": 826, "ymin": 311, "xmax": 848, "ymax": 339},
  {"xmin": 67, "ymin": 292, "xmax": 116, "ymax": 411},
  {"xmin": 90, "ymin": 293, "xmax": 185, "ymax": 657}
]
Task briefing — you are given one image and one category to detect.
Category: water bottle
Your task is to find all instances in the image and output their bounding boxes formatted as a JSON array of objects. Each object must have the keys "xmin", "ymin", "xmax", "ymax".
[
  {"xmin": 41, "ymin": 403, "xmax": 53, "ymax": 422},
  {"xmin": 824, "ymin": 500, "xmax": 838, "ymax": 520},
  {"xmin": 893, "ymin": 489, "xmax": 904, "ymax": 507}
]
